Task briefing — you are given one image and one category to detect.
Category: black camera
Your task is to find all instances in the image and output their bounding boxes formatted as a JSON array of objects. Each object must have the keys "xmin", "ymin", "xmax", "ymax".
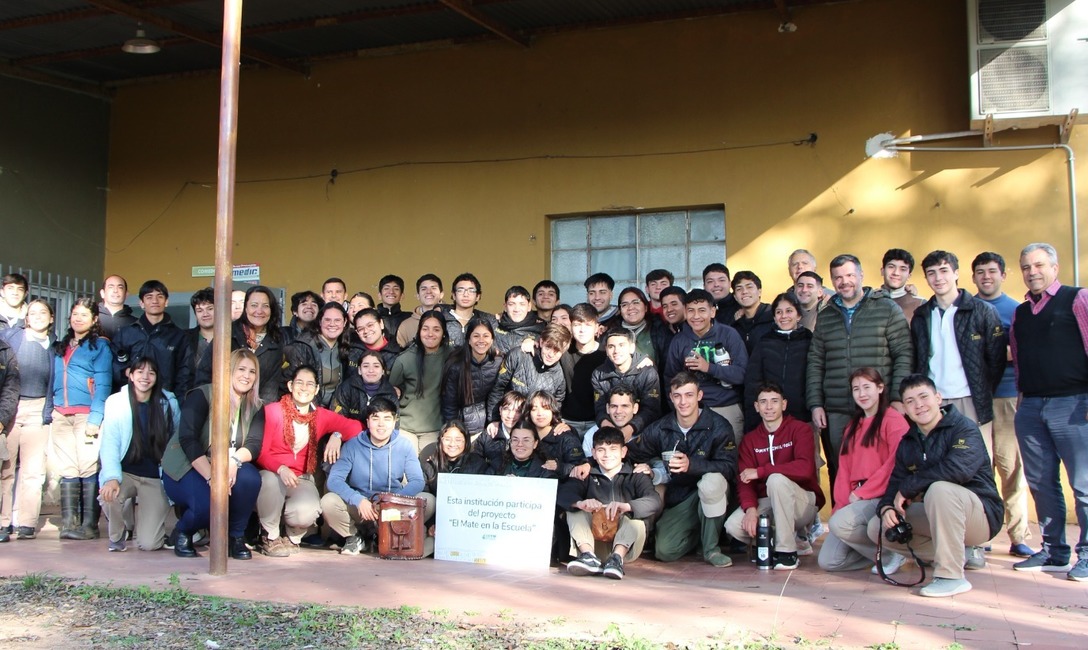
[{"xmin": 884, "ymin": 514, "xmax": 913, "ymax": 544}]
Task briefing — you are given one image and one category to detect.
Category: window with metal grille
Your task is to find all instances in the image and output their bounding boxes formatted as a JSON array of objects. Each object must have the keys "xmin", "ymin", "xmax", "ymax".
[{"xmin": 549, "ymin": 206, "xmax": 725, "ymax": 300}]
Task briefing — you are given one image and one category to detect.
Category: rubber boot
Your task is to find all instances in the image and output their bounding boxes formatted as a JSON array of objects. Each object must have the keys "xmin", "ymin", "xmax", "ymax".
[
  {"xmin": 79, "ymin": 476, "xmax": 101, "ymax": 539},
  {"xmin": 58, "ymin": 478, "xmax": 84, "ymax": 540}
]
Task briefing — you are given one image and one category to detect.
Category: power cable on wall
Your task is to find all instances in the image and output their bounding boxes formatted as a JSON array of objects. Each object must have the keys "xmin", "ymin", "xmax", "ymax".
[{"xmin": 16, "ymin": 132, "xmax": 820, "ymax": 252}]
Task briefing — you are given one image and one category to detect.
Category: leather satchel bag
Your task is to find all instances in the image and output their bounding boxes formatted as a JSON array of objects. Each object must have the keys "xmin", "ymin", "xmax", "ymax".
[
  {"xmin": 591, "ymin": 508, "xmax": 619, "ymax": 542},
  {"xmin": 372, "ymin": 492, "xmax": 426, "ymax": 560}
]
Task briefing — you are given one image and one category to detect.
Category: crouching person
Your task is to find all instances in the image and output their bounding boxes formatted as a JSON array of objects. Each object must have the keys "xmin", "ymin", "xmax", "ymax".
[
  {"xmin": 256, "ymin": 365, "xmax": 363, "ymax": 557},
  {"xmin": 320, "ymin": 397, "xmax": 432, "ymax": 556},
  {"xmin": 725, "ymin": 383, "xmax": 824, "ymax": 569},
  {"xmin": 98, "ymin": 358, "xmax": 180, "ymax": 552},
  {"xmin": 560, "ymin": 426, "xmax": 662, "ymax": 579},
  {"xmin": 867, "ymin": 375, "xmax": 1004, "ymax": 597},
  {"xmin": 628, "ymin": 371, "xmax": 737, "ymax": 567}
]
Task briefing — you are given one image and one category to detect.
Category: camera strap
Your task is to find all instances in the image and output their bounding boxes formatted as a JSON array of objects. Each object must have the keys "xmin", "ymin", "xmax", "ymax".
[{"xmin": 876, "ymin": 521, "xmax": 927, "ymax": 587}]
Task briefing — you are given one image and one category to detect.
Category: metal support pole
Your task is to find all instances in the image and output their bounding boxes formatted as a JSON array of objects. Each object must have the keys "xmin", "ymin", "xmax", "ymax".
[{"xmin": 209, "ymin": 0, "xmax": 243, "ymax": 576}]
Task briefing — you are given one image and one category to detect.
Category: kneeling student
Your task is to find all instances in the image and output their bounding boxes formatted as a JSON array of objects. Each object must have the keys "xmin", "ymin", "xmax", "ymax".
[
  {"xmin": 559, "ymin": 427, "xmax": 662, "ymax": 579},
  {"xmin": 725, "ymin": 382, "xmax": 823, "ymax": 570},
  {"xmin": 255, "ymin": 365, "xmax": 363, "ymax": 557},
  {"xmin": 867, "ymin": 374, "xmax": 1003, "ymax": 597}
]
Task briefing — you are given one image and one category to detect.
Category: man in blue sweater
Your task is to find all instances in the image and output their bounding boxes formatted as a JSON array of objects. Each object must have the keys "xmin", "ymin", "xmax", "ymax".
[{"xmin": 320, "ymin": 397, "xmax": 427, "ymax": 555}]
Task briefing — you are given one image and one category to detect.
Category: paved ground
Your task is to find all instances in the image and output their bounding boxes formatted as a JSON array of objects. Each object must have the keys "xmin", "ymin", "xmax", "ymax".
[{"xmin": 1, "ymin": 513, "xmax": 1086, "ymax": 648}]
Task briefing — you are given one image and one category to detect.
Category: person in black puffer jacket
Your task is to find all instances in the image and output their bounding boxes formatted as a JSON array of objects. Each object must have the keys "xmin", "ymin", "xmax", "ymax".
[
  {"xmin": 441, "ymin": 317, "xmax": 502, "ymax": 435},
  {"xmin": 743, "ymin": 293, "xmax": 813, "ymax": 432},
  {"xmin": 330, "ymin": 350, "xmax": 398, "ymax": 424},
  {"xmin": 493, "ymin": 286, "xmax": 546, "ymax": 354},
  {"xmin": 486, "ymin": 324, "xmax": 570, "ymax": 419}
]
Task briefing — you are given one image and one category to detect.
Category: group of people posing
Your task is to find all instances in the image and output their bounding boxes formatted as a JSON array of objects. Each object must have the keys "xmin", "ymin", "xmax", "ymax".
[{"xmin": 0, "ymin": 240, "xmax": 1084, "ymax": 595}]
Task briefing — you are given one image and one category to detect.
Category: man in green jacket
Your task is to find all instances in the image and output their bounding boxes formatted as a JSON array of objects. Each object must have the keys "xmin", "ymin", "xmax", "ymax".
[{"xmin": 806, "ymin": 254, "xmax": 913, "ymax": 499}]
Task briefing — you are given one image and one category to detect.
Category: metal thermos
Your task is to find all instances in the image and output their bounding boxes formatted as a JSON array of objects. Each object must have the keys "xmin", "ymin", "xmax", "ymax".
[{"xmin": 756, "ymin": 513, "xmax": 773, "ymax": 570}]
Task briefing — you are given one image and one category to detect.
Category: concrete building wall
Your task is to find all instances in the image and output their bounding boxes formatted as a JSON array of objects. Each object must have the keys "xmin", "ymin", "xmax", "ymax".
[
  {"xmin": 0, "ymin": 76, "xmax": 110, "ymax": 283},
  {"xmin": 103, "ymin": 0, "xmax": 1086, "ymax": 309}
]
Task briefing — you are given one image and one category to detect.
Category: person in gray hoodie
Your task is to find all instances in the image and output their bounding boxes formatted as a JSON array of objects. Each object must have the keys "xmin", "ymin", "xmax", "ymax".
[{"xmin": 320, "ymin": 397, "xmax": 428, "ymax": 555}]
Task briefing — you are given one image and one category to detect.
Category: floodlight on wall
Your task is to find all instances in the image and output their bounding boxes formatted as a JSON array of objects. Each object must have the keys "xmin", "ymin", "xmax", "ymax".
[{"xmin": 122, "ymin": 25, "xmax": 160, "ymax": 54}]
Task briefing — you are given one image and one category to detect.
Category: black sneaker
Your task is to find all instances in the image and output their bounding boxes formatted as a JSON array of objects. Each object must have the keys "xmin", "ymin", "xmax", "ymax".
[
  {"xmin": 16, "ymin": 526, "xmax": 36, "ymax": 540},
  {"xmin": 602, "ymin": 553, "xmax": 625, "ymax": 580},
  {"xmin": 773, "ymin": 551, "xmax": 799, "ymax": 570},
  {"xmin": 340, "ymin": 534, "xmax": 364, "ymax": 556},
  {"xmin": 567, "ymin": 551, "xmax": 603, "ymax": 576}
]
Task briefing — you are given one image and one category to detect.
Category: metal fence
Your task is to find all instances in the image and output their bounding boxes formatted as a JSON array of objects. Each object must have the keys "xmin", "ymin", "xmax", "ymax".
[{"xmin": 1, "ymin": 263, "xmax": 97, "ymax": 337}]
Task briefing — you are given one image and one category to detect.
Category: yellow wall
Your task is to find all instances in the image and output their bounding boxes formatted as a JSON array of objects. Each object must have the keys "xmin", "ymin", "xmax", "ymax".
[{"xmin": 105, "ymin": 0, "xmax": 1087, "ymax": 310}]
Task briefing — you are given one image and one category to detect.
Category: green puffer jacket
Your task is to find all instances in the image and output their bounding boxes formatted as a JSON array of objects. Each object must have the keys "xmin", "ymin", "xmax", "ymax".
[{"xmin": 805, "ymin": 288, "xmax": 913, "ymax": 414}]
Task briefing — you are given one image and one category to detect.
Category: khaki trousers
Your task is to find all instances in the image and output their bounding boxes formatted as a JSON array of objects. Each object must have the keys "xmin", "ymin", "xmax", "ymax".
[
  {"xmin": 724, "ymin": 474, "xmax": 818, "ymax": 553},
  {"xmin": 51, "ymin": 411, "xmax": 100, "ymax": 479},
  {"xmin": 709, "ymin": 404, "xmax": 745, "ymax": 445},
  {"xmin": 257, "ymin": 470, "xmax": 322, "ymax": 543},
  {"xmin": 818, "ymin": 498, "xmax": 881, "ymax": 571},
  {"xmin": 866, "ymin": 481, "xmax": 991, "ymax": 580},
  {"xmin": 103, "ymin": 473, "xmax": 169, "ymax": 551},
  {"xmin": 1, "ymin": 398, "xmax": 48, "ymax": 528},
  {"xmin": 566, "ymin": 509, "xmax": 647, "ymax": 561},
  {"xmin": 320, "ymin": 490, "xmax": 436, "ymax": 537},
  {"xmin": 988, "ymin": 397, "xmax": 1031, "ymax": 544}
]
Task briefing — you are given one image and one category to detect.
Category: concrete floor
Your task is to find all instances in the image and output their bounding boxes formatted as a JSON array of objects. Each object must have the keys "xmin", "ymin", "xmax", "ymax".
[{"xmin": 1, "ymin": 513, "xmax": 1086, "ymax": 648}]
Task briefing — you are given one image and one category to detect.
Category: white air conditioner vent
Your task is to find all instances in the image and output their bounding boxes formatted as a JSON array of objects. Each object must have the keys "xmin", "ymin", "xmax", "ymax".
[
  {"xmin": 977, "ymin": 0, "xmax": 1047, "ymax": 42},
  {"xmin": 969, "ymin": 0, "xmax": 1088, "ymax": 123}
]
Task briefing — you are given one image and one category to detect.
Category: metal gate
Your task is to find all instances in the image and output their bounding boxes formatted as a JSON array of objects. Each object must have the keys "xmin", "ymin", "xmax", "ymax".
[{"xmin": 1, "ymin": 263, "xmax": 97, "ymax": 337}]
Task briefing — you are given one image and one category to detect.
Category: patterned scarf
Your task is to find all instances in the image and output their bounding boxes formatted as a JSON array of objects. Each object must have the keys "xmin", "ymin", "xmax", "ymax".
[{"xmin": 280, "ymin": 395, "xmax": 319, "ymax": 474}]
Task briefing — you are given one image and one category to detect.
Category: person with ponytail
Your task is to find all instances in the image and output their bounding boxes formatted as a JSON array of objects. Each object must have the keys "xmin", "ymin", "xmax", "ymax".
[
  {"xmin": 49, "ymin": 297, "xmax": 112, "ymax": 540},
  {"xmin": 98, "ymin": 357, "xmax": 180, "ymax": 552}
]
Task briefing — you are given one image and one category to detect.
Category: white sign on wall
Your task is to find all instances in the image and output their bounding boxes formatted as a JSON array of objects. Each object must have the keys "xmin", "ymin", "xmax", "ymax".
[{"xmin": 434, "ymin": 474, "xmax": 556, "ymax": 570}]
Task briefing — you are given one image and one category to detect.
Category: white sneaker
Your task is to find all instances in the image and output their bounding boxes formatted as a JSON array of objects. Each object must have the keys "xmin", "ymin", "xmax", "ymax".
[
  {"xmin": 919, "ymin": 577, "xmax": 972, "ymax": 598},
  {"xmin": 795, "ymin": 539, "xmax": 814, "ymax": 556},
  {"xmin": 871, "ymin": 550, "xmax": 906, "ymax": 576}
]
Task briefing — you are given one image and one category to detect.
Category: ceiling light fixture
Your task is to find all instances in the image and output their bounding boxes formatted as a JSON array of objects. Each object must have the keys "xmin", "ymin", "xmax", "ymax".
[{"xmin": 122, "ymin": 25, "xmax": 161, "ymax": 54}]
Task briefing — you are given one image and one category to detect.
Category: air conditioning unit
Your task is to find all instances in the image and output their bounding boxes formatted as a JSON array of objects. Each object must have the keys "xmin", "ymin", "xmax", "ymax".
[{"xmin": 968, "ymin": 0, "xmax": 1088, "ymax": 125}]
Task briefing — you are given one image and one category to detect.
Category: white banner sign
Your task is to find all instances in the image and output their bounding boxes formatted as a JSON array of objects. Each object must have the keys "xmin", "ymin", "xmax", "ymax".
[{"xmin": 434, "ymin": 473, "xmax": 556, "ymax": 570}]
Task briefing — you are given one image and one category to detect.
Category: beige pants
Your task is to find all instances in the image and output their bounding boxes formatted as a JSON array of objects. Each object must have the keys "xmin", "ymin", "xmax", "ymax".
[
  {"xmin": 709, "ymin": 404, "xmax": 745, "ymax": 445},
  {"xmin": 320, "ymin": 491, "xmax": 436, "ymax": 537},
  {"xmin": 866, "ymin": 481, "xmax": 991, "ymax": 580},
  {"xmin": 1, "ymin": 398, "xmax": 49, "ymax": 528},
  {"xmin": 399, "ymin": 430, "xmax": 437, "ymax": 454},
  {"xmin": 51, "ymin": 411, "xmax": 100, "ymax": 479},
  {"xmin": 257, "ymin": 470, "xmax": 322, "ymax": 543},
  {"xmin": 987, "ymin": 397, "xmax": 1031, "ymax": 544},
  {"xmin": 103, "ymin": 472, "xmax": 169, "ymax": 551},
  {"xmin": 566, "ymin": 509, "xmax": 647, "ymax": 561},
  {"xmin": 724, "ymin": 474, "xmax": 818, "ymax": 553}
]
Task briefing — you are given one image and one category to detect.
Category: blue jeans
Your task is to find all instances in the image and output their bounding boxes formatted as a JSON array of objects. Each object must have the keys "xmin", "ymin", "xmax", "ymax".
[
  {"xmin": 162, "ymin": 463, "xmax": 261, "ymax": 538},
  {"xmin": 1015, "ymin": 394, "xmax": 1088, "ymax": 560}
]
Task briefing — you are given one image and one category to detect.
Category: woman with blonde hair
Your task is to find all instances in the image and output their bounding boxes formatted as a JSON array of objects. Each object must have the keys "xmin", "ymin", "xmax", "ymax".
[{"xmin": 161, "ymin": 349, "xmax": 265, "ymax": 559}]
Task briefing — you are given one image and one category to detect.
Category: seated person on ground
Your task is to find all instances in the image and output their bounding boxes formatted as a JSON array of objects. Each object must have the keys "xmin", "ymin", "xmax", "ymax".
[
  {"xmin": 320, "ymin": 397, "xmax": 431, "ymax": 556},
  {"xmin": 255, "ymin": 365, "xmax": 363, "ymax": 557},
  {"xmin": 559, "ymin": 426, "xmax": 663, "ymax": 580},
  {"xmin": 866, "ymin": 374, "xmax": 1004, "ymax": 598},
  {"xmin": 724, "ymin": 382, "xmax": 824, "ymax": 570}
]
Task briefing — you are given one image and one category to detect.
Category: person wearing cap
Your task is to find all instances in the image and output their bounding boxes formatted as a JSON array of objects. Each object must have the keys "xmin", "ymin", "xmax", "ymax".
[{"xmin": 628, "ymin": 371, "xmax": 737, "ymax": 567}]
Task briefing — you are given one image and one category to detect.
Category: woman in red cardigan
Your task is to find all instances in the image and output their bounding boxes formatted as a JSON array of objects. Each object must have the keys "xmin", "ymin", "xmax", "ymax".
[{"xmin": 255, "ymin": 364, "xmax": 362, "ymax": 557}]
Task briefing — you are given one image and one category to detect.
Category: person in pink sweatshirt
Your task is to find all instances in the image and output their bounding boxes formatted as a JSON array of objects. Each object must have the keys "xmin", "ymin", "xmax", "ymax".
[
  {"xmin": 724, "ymin": 382, "xmax": 824, "ymax": 569},
  {"xmin": 817, "ymin": 367, "xmax": 909, "ymax": 573}
]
